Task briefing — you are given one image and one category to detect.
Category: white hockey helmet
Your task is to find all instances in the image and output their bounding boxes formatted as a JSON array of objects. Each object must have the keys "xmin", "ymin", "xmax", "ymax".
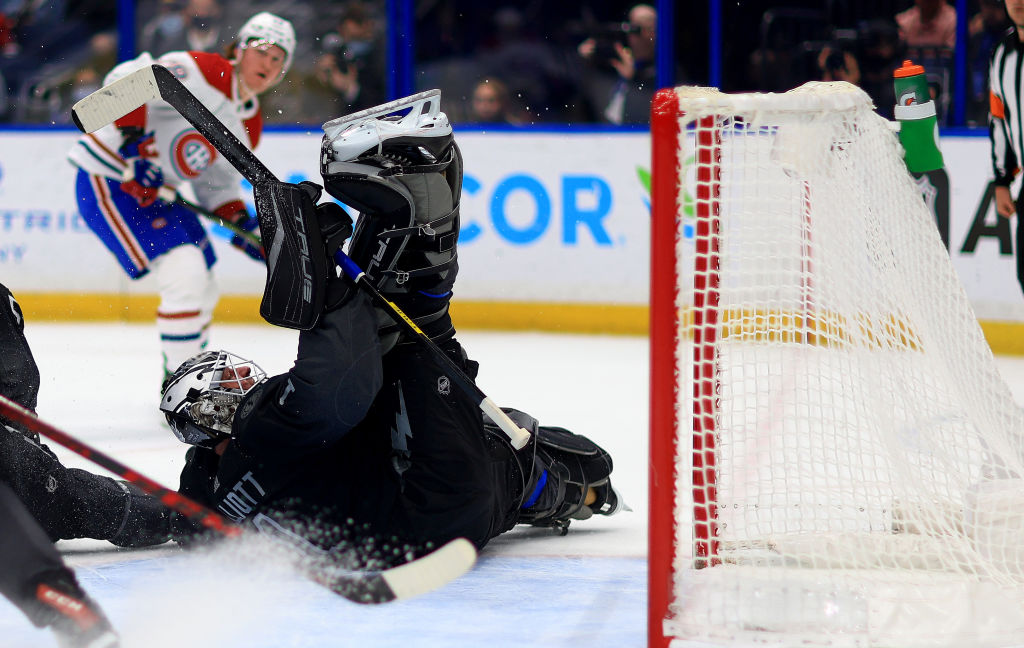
[
  {"xmin": 236, "ymin": 11, "xmax": 296, "ymax": 77},
  {"xmin": 160, "ymin": 350, "xmax": 267, "ymax": 448}
]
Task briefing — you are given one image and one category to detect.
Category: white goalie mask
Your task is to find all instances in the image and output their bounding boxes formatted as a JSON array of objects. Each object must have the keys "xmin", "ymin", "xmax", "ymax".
[{"xmin": 160, "ymin": 351, "xmax": 267, "ymax": 448}]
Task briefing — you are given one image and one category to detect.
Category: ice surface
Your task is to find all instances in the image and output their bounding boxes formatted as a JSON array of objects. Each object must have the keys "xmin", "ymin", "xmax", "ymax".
[
  {"xmin": 20, "ymin": 322, "xmax": 1024, "ymax": 646},
  {"xmin": 0, "ymin": 323, "xmax": 648, "ymax": 647}
]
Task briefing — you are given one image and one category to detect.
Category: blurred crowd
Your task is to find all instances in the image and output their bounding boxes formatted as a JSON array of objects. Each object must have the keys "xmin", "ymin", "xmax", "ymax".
[
  {"xmin": 0, "ymin": 0, "xmax": 1011, "ymax": 127},
  {"xmin": 742, "ymin": 0, "xmax": 1008, "ymax": 125}
]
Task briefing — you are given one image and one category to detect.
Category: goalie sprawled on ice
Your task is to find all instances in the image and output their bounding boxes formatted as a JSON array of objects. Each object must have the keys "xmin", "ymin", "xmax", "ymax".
[{"xmin": 160, "ymin": 90, "xmax": 626, "ymax": 576}]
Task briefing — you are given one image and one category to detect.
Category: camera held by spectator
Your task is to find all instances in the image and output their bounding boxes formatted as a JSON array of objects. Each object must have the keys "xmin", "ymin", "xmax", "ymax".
[
  {"xmin": 817, "ymin": 32, "xmax": 861, "ymax": 86},
  {"xmin": 584, "ymin": 22, "xmax": 632, "ymax": 66}
]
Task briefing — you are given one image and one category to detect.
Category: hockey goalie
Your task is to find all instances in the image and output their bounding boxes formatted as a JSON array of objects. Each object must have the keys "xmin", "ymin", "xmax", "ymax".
[{"xmin": 159, "ymin": 89, "xmax": 627, "ymax": 587}]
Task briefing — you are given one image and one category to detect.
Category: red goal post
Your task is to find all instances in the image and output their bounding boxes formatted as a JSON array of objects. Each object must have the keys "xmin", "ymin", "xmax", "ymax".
[{"xmin": 648, "ymin": 82, "xmax": 1024, "ymax": 648}]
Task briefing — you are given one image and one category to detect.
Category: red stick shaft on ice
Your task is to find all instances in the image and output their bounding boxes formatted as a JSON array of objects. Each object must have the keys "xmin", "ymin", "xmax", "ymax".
[{"xmin": 0, "ymin": 393, "xmax": 240, "ymax": 537}]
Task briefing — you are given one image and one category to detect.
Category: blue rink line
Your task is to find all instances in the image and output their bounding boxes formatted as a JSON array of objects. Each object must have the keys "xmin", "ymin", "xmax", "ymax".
[{"xmin": 0, "ymin": 554, "xmax": 647, "ymax": 648}]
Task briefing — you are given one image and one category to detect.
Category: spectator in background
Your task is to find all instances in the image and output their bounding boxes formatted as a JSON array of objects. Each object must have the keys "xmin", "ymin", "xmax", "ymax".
[
  {"xmin": 896, "ymin": 0, "xmax": 957, "ymax": 124},
  {"xmin": 817, "ymin": 43, "xmax": 861, "ymax": 85},
  {"xmin": 578, "ymin": 3, "xmax": 658, "ymax": 124},
  {"xmin": 479, "ymin": 6, "xmax": 577, "ymax": 122},
  {"xmin": 896, "ymin": 0, "xmax": 957, "ymax": 49},
  {"xmin": 309, "ymin": 1, "xmax": 386, "ymax": 114},
  {"xmin": 857, "ymin": 19, "xmax": 904, "ymax": 120},
  {"xmin": 139, "ymin": 0, "xmax": 227, "ymax": 56},
  {"xmin": 466, "ymin": 78, "xmax": 522, "ymax": 124},
  {"xmin": 969, "ymin": 0, "xmax": 1012, "ymax": 125},
  {"xmin": 0, "ymin": 8, "xmax": 15, "ymax": 55}
]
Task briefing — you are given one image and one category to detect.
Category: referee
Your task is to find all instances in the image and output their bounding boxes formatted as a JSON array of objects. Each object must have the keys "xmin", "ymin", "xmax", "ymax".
[{"xmin": 989, "ymin": 0, "xmax": 1024, "ymax": 295}]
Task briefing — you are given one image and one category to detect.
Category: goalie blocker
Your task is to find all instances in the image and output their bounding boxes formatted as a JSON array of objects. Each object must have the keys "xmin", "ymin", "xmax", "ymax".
[{"xmin": 253, "ymin": 180, "xmax": 349, "ymax": 330}]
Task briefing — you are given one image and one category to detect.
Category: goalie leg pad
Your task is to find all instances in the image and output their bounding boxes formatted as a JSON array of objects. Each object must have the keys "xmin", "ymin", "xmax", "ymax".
[
  {"xmin": 323, "ymin": 143, "xmax": 463, "ymax": 299},
  {"xmin": 255, "ymin": 181, "xmax": 329, "ymax": 330}
]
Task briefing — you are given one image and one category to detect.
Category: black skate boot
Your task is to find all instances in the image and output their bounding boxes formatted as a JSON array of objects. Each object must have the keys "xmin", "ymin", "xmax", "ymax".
[
  {"xmin": 517, "ymin": 425, "xmax": 625, "ymax": 535},
  {"xmin": 24, "ymin": 568, "xmax": 119, "ymax": 648},
  {"xmin": 484, "ymin": 408, "xmax": 626, "ymax": 536}
]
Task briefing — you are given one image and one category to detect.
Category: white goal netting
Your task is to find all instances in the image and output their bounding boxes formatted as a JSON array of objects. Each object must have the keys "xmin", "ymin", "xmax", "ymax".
[{"xmin": 656, "ymin": 82, "xmax": 1024, "ymax": 648}]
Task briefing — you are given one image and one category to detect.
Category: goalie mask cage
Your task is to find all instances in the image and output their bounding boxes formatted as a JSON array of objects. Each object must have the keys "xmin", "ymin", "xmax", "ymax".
[{"xmin": 648, "ymin": 81, "xmax": 1024, "ymax": 648}]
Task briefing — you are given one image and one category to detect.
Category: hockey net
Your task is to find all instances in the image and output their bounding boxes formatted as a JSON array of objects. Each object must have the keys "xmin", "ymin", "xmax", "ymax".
[{"xmin": 648, "ymin": 81, "xmax": 1024, "ymax": 648}]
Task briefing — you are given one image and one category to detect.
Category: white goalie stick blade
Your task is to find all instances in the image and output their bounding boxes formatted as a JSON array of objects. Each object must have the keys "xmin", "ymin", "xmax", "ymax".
[
  {"xmin": 71, "ymin": 65, "xmax": 160, "ymax": 133},
  {"xmin": 251, "ymin": 514, "xmax": 476, "ymax": 604},
  {"xmin": 377, "ymin": 537, "xmax": 477, "ymax": 601},
  {"xmin": 313, "ymin": 538, "xmax": 476, "ymax": 604},
  {"xmin": 321, "ymin": 88, "xmax": 447, "ymax": 162}
]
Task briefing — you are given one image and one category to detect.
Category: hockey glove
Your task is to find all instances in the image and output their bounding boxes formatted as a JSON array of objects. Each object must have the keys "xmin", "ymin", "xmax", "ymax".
[
  {"xmin": 119, "ymin": 157, "xmax": 164, "ymax": 207},
  {"xmin": 215, "ymin": 202, "xmax": 265, "ymax": 263},
  {"xmin": 118, "ymin": 129, "xmax": 163, "ymax": 207}
]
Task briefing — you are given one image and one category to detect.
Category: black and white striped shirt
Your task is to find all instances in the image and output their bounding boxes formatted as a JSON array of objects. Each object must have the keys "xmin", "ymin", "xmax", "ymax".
[{"xmin": 989, "ymin": 27, "xmax": 1024, "ymax": 187}]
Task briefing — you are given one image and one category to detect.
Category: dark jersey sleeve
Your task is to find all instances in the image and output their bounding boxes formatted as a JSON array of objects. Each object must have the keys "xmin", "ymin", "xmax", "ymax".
[
  {"xmin": 0, "ymin": 283, "xmax": 40, "ymax": 414},
  {"xmin": 205, "ymin": 292, "xmax": 385, "ymax": 523}
]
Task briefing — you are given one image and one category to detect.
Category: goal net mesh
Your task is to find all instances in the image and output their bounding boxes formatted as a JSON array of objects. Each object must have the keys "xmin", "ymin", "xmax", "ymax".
[{"xmin": 655, "ymin": 82, "xmax": 1024, "ymax": 647}]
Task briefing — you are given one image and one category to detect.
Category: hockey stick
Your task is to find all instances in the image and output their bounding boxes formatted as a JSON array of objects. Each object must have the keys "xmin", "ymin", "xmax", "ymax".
[
  {"xmin": 167, "ymin": 191, "xmax": 530, "ymax": 449},
  {"xmin": 72, "ymin": 64, "xmax": 532, "ymax": 450},
  {"xmin": 154, "ymin": 186, "xmax": 263, "ymax": 249},
  {"xmin": 0, "ymin": 393, "xmax": 239, "ymax": 537},
  {"xmin": 0, "ymin": 394, "xmax": 475, "ymax": 603},
  {"xmin": 75, "ymin": 64, "xmax": 323, "ymax": 330},
  {"xmin": 333, "ymin": 252, "xmax": 532, "ymax": 448}
]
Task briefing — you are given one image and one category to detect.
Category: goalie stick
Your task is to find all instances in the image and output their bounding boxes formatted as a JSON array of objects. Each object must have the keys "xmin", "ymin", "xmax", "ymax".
[
  {"xmin": 0, "ymin": 394, "xmax": 475, "ymax": 602},
  {"xmin": 74, "ymin": 64, "xmax": 325, "ymax": 331},
  {"xmin": 72, "ymin": 64, "xmax": 532, "ymax": 451}
]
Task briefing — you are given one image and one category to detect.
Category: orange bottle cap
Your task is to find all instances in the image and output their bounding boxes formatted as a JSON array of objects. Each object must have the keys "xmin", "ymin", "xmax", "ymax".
[{"xmin": 894, "ymin": 59, "xmax": 925, "ymax": 78}]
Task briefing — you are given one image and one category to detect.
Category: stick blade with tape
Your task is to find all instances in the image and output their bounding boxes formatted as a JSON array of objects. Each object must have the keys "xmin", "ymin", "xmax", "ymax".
[
  {"xmin": 71, "ymin": 66, "xmax": 160, "ymax": 133},
  {"xmin": 315, "ymin": 537, "xmax": 478, "ymax": 604}
]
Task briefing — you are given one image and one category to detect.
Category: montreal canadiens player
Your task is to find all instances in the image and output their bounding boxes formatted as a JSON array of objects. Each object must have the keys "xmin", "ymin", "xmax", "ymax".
[
  {"xmin": 68, "ymin": 12, "xmax": 294, "ymax": 379},
  {"xmin": 160, "ymin": 92, "xmax": 625, "ymax": 567}
]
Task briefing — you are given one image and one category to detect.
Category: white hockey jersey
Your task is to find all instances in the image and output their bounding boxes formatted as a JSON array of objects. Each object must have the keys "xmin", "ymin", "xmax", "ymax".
[{"xmin": 68, "ymin": 50, "xmax": 263, "ymax": 213}]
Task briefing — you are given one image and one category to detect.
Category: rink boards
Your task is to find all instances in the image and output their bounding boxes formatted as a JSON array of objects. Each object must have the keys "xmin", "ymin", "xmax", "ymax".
[{"xmin": 1, "ymin": 129, "xmax": 1023, "ymax": 344}]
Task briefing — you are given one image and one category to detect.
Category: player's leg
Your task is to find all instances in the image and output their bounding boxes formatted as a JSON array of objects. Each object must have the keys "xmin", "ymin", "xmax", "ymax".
[
  {"xmin": 0, "ymin": 424, "xmax": 170, "ymax": 546},
  {"xmin": 74, "ymin": 171, "xmax": 154, "ymax": 279},
  {"xmin": 373, "ymin": 340, "xmax": 505, "ymax": 549},
  {"xmin": 152, "ymin": 244, "xmax": 219, "ymax": 378},
  {"xmin": 0, "ymin": 282, "xmax": 41, "ymax": 420},
  {"xmin": 321, "ymin": 98, "xmax": 462, "ymax": 347},
  {"xmin": 74, "ymin": 170, "xmax": 218, "ymax": 377},
  {"xmin": 0, "ymin": 482, "xmax": 119, "ymax": 648}
]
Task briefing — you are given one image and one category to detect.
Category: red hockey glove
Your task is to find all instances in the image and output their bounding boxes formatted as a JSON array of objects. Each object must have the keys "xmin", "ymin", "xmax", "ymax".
[
  {"xmin": 119, "ymin": 157, "xmax": 164, "ymax": 207},
  {"xmin": 118, "ymin": 130, "xmax": 163, "ymax": 207}
]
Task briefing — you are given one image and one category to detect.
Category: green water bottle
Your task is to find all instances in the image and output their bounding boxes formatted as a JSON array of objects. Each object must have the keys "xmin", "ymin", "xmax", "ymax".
[{"xmin": 893, "ymin": 59, "xmax": 945, "ymax": 173}]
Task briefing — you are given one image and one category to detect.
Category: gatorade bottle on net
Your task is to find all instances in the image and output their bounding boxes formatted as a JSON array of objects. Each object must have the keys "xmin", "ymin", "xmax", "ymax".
[
  {"xmin": 893, "ymin": 59, "xmax": 950, "ymax": 249},
  {"xmin": 893, "ymin": 59, "xmax": 945, "ymax": 173}
]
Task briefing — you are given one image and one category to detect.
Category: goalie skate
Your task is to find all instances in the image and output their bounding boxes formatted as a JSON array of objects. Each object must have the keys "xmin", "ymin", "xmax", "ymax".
[{"xmin": 321, "ymin": 89, "xmax": 448, "ymax": 163}]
